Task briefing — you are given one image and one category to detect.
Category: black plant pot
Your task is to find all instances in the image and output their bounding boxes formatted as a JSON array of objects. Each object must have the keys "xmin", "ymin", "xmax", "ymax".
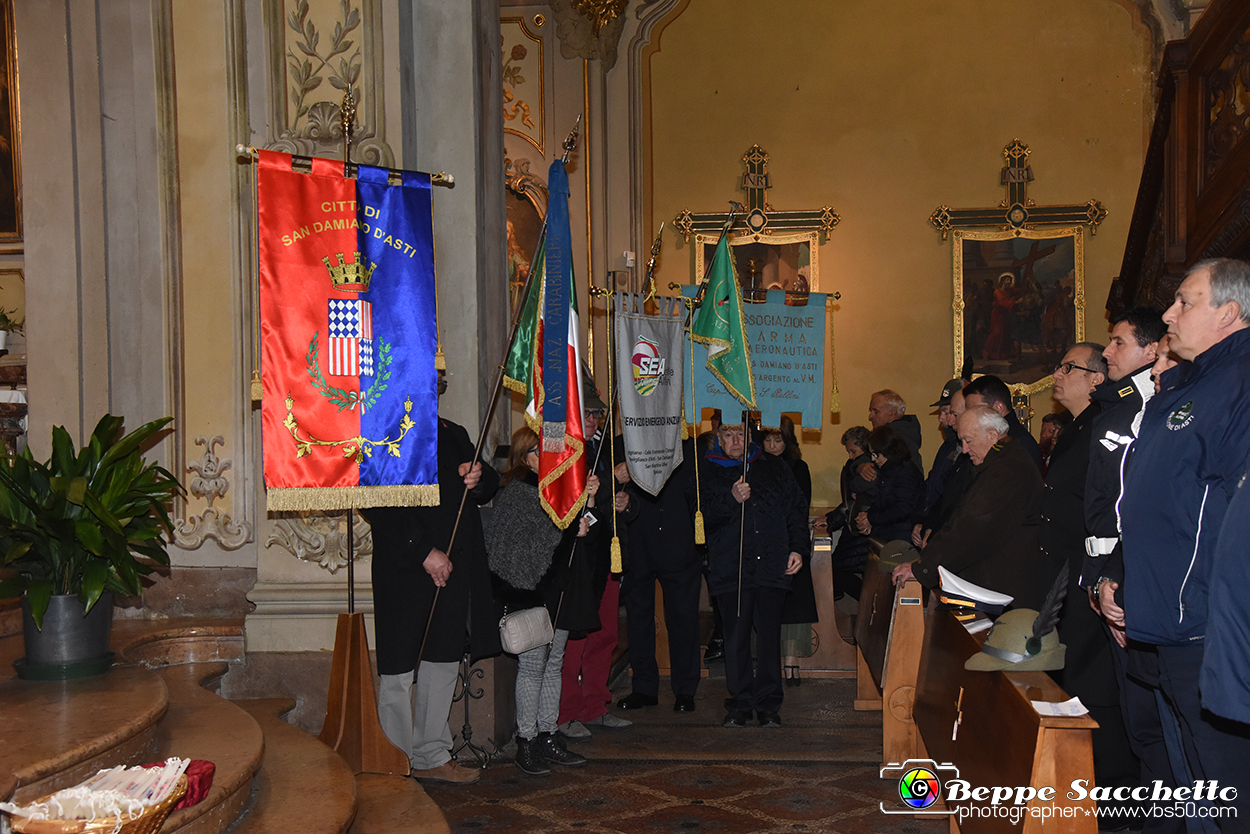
[{"xmin": 18, "ymin": 592, "xmax": 115, "ymax": 679}]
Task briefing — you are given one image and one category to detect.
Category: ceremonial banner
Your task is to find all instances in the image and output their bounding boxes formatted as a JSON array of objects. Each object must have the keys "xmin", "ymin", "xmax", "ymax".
[
  {"xmin": 502, "ymin": 159, "xmax": 587, "ymax": 527},
  {"xmin": 257, "ymin": 151, "xmax": 439, "ymax": 511},
  {"xmin": 683, "ymin": 288, "xmax": 827, "ymax": 427},
  {"xmin": 690, "ymin": 236, "xmax": 755, "ymax": 408},
  {"xmin": 615, "ymin": 294, "xmax": 685, "ymax": 496}
]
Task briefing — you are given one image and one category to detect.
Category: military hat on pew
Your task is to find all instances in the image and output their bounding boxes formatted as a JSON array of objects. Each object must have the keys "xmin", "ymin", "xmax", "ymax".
[
  {"xmin": 936, "ymin": 566, "xmax": 1013, "ymax": 621},
  {"xmin": 877, "ymin": 539, "xmax": 921, "ymax": 568},
  {"xmin": 965, "ymin": 564, "xmax": 1069, "ymax": 672}
]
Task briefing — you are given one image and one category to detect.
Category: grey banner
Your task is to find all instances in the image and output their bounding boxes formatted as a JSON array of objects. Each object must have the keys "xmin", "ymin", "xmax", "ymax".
[{"xmin": 615, "ymin": 294, "xmax": 685, "ymax": 496}]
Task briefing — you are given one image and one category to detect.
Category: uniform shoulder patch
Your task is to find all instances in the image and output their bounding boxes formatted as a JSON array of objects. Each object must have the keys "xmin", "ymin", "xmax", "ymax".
[{"xmin": 1117, "ymin": 386, "xmax": 1134, "ymax": 398}]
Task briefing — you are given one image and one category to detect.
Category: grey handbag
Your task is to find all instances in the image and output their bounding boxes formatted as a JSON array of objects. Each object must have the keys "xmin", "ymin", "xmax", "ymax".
[{"xmin": 499, "ymin": 606, "xmax": 554, "ymax": 654}]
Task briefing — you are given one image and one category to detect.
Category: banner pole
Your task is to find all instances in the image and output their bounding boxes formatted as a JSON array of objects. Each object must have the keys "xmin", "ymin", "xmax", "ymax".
[{"xmin": 415, "ymin": 116, "xmax": 582, "ymax": 666}]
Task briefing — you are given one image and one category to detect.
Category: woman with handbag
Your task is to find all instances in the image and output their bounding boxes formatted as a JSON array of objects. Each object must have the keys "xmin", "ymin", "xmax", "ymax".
[{"xmin": 486, "ymin": 425, "xmax": 602, "ymax": 776}]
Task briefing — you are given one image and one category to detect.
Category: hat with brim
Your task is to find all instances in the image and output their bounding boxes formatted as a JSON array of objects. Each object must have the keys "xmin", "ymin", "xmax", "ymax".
[
  {"xmin": 964, "ymin": 608, "xmax": 1067, "ymax": 671},
  {"xmin": 876, "ymin": 539, "xmax": 921, "ymax": 569}
]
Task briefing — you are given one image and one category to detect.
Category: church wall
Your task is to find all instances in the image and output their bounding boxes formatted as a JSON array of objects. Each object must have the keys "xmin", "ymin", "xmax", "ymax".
[{"xmin": 641, "ymin": 0, "xmax": 1155, "ymax": 505}]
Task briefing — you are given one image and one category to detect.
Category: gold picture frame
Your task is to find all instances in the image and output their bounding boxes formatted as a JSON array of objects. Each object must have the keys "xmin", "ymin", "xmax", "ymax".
[
  {"xmin": 693, "ymin": 230, "xmax": 818, "ymax": 300},
  {"xmin": 0, "ymin": 0, "xmax": 20, "ymax": 241},
  {"xmin": 953, "ymin": 226, "xmax": 1084, "ymax": 397}
]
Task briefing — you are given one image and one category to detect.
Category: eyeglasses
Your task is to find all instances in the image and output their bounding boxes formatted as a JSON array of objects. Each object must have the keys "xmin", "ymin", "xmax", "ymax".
[
  {"xmin": 586, "ymin": 410, "xmax": 606, "ymax": 419},
  {"xmin": 1053, "ymin": 362, "xmax": 1099, "ymax": 376},
  {"xmin": 526, "ymin": 447, "xmax": 539, "ymax": 456}
]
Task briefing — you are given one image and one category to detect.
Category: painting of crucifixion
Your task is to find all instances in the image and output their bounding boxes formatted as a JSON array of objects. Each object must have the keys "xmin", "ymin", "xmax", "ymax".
[{"xmin": 953, "ymin": 227, "xmax": 1085, "ymax": 393}]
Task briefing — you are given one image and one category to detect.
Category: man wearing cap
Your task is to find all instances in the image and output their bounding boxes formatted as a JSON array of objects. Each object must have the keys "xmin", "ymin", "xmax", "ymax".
[
  {"xmin": 911, "ymin": 379, "xmax": 965, "ymax": 546},
  {"xmin": 1120, "ymin": 259, "xmax": 1250, "ymax": 819},
  {"xmin": 892, "ymin": 405, "xmax": 1044, "ymax": 609}
]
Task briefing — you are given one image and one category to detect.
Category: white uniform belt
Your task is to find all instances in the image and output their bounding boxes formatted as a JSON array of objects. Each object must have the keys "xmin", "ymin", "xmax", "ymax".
[{"xmin": 1085, "ymin": 536, "xmax": 1117, "ymax": 557}]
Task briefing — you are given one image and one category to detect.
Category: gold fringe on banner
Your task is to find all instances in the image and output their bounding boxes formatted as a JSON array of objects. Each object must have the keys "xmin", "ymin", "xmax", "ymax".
[
  {"xmin": 266, "ymin": 483, "xmax": 440, "ymax": 512},
  {"xmin": 827, "ymin": 295, "xmax": 840, "ymax": 414}
]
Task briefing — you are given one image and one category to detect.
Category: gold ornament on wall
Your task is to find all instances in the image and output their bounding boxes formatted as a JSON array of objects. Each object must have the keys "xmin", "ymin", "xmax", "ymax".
[{"xmin": 572, "ymin": 0, "xmax": 628, "ymax": 36}]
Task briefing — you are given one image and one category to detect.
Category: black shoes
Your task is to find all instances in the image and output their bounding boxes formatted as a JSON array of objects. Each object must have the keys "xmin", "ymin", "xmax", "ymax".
[
  {"xmin": 758, "ymin": 711, "xmax": 782, "ymax": 728},
  {"xmin": 536, "ymin": 731, "xmax": 587, "ymax": 767},
  {"xmin": 674, "ymin": 694, "xmax": 696, "ymax": 713},
  {"xmin": 617, "ymin": 692, "xmax": 659, "ymax": 709},
  {"xmin": 703, "ymin": 637, "xmax": 725, "ymax": 662},
  {"xmin": 784, "ymin": 665, "xmax": 802, "ymax": 688},
  {"xmin": 514, "ymin": 734, "xmax": 551, "ymax": 776},
  {"xmin": 722, "ymin": 709, "xmax": 751, "ymax": 728}
]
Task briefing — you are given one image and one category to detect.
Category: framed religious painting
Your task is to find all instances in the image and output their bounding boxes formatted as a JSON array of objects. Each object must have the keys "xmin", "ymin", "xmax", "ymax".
[
  {"xmin": 504, "ymin": 156, "xmax": 548, "ymax": 313},
  {"xmin": 0, "ymin": 0, "xmax": 20, "ymax": 241},
  {"xmin": 953, "ymin": 226, "xmax": 1084, "ymax": 396},
  {"xmin": 694, "ymin": 230, "xmax": 819, "ymax": 304}
]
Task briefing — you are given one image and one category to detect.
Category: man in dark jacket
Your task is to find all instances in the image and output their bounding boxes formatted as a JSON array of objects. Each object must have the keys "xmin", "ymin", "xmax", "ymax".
[
  {"xmin": 1121, "ymin": 258, "xmax": 1250, "ymax": 821},
  {"xmin": 700, "ymin": 421, "xmax": 807, "ymax": 728},
  {"xmin": 1042, "ymin": 342, "xmax": 1143, "ymax": 817},
  {"xmin": 617, "ymin": 438, "xmax": 702, "ymax": 714},
  {"xmin": 892, "ymin": 405, "xmax": 1044, "ymax": 609},
  {"xmin": 869, "ymin": 389, "xmax": 923, "ymax": 471},
  {"xmin": 362, "ymin": 411, "xmax": 500, "ymax": 786},
  {"xmin": 1080, "ymin": 306, "xmax": 1184, "ymax": 832}
]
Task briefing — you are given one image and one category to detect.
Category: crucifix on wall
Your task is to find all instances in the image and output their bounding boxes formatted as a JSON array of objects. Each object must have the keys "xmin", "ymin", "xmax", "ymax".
[{"xmin": 674, "ymin": 145, "xmax": 840, "ymax": 298}]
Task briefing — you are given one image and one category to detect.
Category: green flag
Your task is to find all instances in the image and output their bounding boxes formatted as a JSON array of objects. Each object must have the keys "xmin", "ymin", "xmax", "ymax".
[
  {"xmin": 503, "ymin": 242, "xmax": 544, "ymax": 401},
  {"xmin": 691, "ymin": 236, "xmax": 755, "ymax": 408}
]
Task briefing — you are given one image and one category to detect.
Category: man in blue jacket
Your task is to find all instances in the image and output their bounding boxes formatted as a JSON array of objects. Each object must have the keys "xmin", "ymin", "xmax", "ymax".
[{"xmin": 1119, "ymin": 258, "xmax": 1250, "ymax": 822}]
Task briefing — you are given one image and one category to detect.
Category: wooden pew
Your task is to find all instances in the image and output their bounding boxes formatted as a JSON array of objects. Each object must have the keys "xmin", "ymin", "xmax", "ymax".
[
  {"xmin": 853, "ymin": 550, "xmax": 927, "ymax": 766},
  {"xmin": 911, "ymin": 599, "xmax": 1097, "ymax": 833}
]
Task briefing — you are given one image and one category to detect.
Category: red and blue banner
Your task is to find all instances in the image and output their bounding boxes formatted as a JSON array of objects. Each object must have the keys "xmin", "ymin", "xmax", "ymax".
[{"xmin": 257, "ymin": 151, "xmax": 439, "ymax": 511}]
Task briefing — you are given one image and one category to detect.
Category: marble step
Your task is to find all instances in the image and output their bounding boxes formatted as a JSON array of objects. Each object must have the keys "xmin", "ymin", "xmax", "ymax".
[
  {"xmin": 149, "ymin": 663, "xmax": 263, "ymax": 834},
  {"xmin": 229, "ymin": 698, "xmax": 357, "ymax": 834},
  {"xmin": 350, "ymin": 774, "xmax": 451, "ymax": 834}
]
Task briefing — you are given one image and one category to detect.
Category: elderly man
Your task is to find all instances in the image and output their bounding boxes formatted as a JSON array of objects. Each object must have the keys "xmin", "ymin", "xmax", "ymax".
[
  {"xmin": 868, "ymin": 389, "xmax": 923, "ymax": 470},
  {"xmin": 699, "ymin": 420, "xmax": 807, "ymax": 728},
  {"xmin": 1120, "ymin": 259, "xmax": 1250, "ymax": 818},
  {"xmin": 893, "ymin": 405, "xmax": 1044, "ymax": 609},
  {"xmin": 961, "ymin": 374, "xmax": 1043, "ymax": 472}
]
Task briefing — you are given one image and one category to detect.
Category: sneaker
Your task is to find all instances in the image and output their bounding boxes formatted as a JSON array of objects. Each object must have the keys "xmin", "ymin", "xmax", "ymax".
[
  {"xmin": 722, "ymin": 709, "xmax": 751, "ymax": 728},
  {"xmin": 559, "ymin": 720, "xmax": 591, "ymax": 740},
  {"xmin": 411, "ymin": 760, "xmax": 481, "ymax": 785},
  {"xmin": 536, "ymin": 731, "xmax": 587, "ymax": 767},
  {"xmin": 585, "ymin": 712, "xmax": 633, "ymax": 730}
]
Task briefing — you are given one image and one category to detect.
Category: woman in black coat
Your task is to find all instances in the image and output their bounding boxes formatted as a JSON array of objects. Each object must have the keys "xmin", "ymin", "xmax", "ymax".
[
  {"xmin": 854, "ymin": 426, "xmax": 924, "ymax": 544},
  {"xmin": 826, "ymin": 426, "xmax": 877, "ymax": 603},
  {"xmin": 485, "ymin": 425, "xmax": 601, "ymax": 776},
  {"xmin": 763, "ymin": 418, "xmax": 817, "ymax": 686}
]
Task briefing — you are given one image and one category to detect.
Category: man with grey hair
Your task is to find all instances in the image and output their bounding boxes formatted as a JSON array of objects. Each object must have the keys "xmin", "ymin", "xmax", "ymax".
[
  {"xmin": 868, "ymin": 389, "xmax": 922, "ymax": 470},
  {"xmin": 892, "ymin": 404, "xmax": 1044, "ymax": 609},
  {"xmin": 1119, "ymin": 258, "xmax": 1250, "ymax": 818}
]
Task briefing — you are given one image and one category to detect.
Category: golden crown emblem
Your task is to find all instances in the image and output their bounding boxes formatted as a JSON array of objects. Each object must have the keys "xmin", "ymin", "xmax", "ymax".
[{"xmin": 322, "ymin": 252, "xmax": 376, "ymax": 292}]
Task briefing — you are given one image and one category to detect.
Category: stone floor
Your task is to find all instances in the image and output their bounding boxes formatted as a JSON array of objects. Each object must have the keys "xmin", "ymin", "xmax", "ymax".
[{"xmin": 424, "ymin": 664, "xmax": 949, "ymax": 834}]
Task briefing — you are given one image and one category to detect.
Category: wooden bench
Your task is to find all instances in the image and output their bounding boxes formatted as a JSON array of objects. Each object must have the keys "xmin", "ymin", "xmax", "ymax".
[
  {"xmin": 911, "ymin": 599, "xmax": 1097, "ymax": 833},
  {"xmin": 853, "ymin": 550, "xmax": 927, "ymax": 766}
]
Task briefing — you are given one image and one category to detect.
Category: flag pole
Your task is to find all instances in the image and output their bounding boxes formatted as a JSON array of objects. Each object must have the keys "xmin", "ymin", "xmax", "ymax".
[
  {"xmin": 414, "ymin": 116, "xmax": 582, "ymax": 666},
  {"xmin": 737, "ymin": 410, "xmax": 749, "ymax": 617}
]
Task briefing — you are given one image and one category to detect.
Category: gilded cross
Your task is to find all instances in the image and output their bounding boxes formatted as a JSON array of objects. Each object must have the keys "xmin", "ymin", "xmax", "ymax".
[
  {"xmin": 674, "ymin": 145, "xmax": 841, "ymax": 241},
  {"xmin": 929, "ymin": 140, "xmax": 1108, "ymax": 239}
]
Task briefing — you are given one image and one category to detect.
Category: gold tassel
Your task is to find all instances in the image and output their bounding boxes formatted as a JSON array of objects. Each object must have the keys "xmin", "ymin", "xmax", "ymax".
[
  {"xmin": 694, "ymin": 510, "xmax": 706, "ymax": 545},
  {"xmin": 434, "ymin": 348, "xmax": 446, "ymax": 371},
  {"xmin": 251, "ymin": 370, "xmax": 262, "ymax": 402},
  {"xmin": 610, "ymin": 536, "xmax": 623, "ymax": 573}
]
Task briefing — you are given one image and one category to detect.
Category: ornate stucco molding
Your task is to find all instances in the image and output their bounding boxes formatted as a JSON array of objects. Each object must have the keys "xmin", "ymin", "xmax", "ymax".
[
  {"xmin": 173, "ymin": 436, "xmax": 253, "ymax": 550},
  {"xmin": 548, "ymin": 0, "xmax": 628, "ymax": 70},
  {"xmin": 264, "ymin": 0, "xmax": 393, "ymax": 166},
  {"xmin": 265, "ymin": 511, "xmax": 372, "ymax": 573}
]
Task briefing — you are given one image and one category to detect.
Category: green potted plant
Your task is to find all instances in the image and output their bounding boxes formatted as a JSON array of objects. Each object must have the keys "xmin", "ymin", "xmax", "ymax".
[
  {"xmin": 0, "ymin": 307, "xmax": 22, "ymax": 351},
  {"xmin": 0, "ymin": 415, "xmax": 182, "ymax": 678}
]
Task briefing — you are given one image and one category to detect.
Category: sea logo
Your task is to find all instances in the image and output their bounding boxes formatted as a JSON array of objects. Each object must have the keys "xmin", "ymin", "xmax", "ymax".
[{"xmin": 631, "ymin": 336, "xmax": 666, "ymax": 397}]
